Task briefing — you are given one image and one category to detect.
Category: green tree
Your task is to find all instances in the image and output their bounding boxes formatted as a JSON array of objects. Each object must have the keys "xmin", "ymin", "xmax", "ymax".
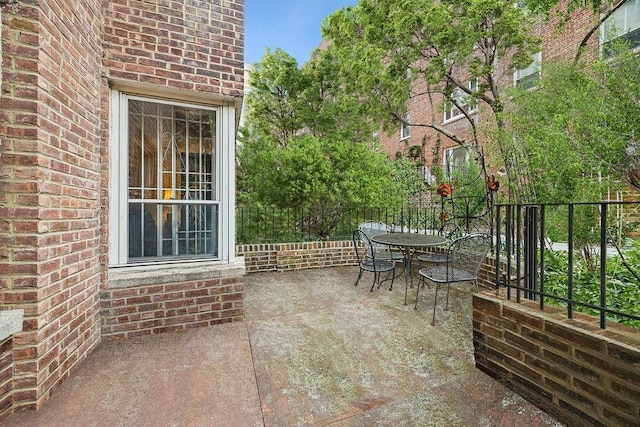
[
  {"xmin": 502, "ymin": 49, "xmax": 640, "ymax": 203},
  {"xmin": 322, "ymin": 0, "xmax": 541, "ymax": 191},
  {"xmin": 238, "ymin": 48, "xmax": 424, "ymax": 237}
]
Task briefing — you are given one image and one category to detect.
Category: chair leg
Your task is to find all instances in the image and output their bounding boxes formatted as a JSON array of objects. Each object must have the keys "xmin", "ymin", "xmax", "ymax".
[
  {"xmin": 370, "ymin": 272, "xmax": 377, "ymax": 292},
  {"xmin": 474, "ymin": 280, "xmax": 479, "ymax": 293},
  {"xmin": 379, "ymin": 268, "xmax": 395, "ymax": 291},
  {"xmin": 445, "ymin": 282, "xmax": 451, "ymax": 311},
  {"xmin": 431, "ymin": 283, "xmax": 440, "ymax": 326},
  {"xmin": 355, "ymin": 269, "xmax": 363, "ymax": 286},
  {"xmin": 390, "ymin": 260, "xmax": 405, "ymax": 291}
]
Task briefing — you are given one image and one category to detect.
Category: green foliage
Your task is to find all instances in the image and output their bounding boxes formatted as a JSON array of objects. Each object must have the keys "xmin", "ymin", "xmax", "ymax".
[
  {"xmin": 542, "ymin": 244, "xmax": 640, "ymax": 328},
  {"xmin": 523, "ymin": 0, "xmax": 611, "ymax": 15},
  {"xmin": 240, "ymin": 134, "xmax": 403, "ymax": 209},
  {"xmin": 391, "ymin": 158, "xmax": 427, "ymax": 202},
  {"xmin": 237, "ymin": 49, "xmax": 429, "ymax": 238},
  {"xmin": 323, "ymin": 0, "xmax": 541, "ymax": 142},
  {"xmin": 500, "ymin": 49, "xmax": 640, "ymax": 203}
]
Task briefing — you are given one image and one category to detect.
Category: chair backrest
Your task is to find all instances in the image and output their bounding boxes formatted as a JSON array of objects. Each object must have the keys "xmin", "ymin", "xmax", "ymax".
[
  {"xmin": 358, "ymin": 221, "xmax": 390, "ymax": 252},
  {"xmin": 449, "ymin": 233, "xmax": 492, "ymax": 277},
  {"xmin": 439, "ymin": 218, "xmax": 490, "ymax": 240},
  {"xmin": 353, "ymin": 228, "xmax": 374, "ymax": 264}
]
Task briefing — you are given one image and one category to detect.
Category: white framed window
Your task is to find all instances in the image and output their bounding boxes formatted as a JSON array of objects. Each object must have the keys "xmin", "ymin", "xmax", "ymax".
[
  {"xmin": 601, "ymin": 0, "xmax": 640, "ymax": 56},
  {"xmin": 514, "ymin": 51, "xmax": 541, "ymax": 90},
  {"xmin": 443, "ymin": 145, "xmax": 470, "ymax": 178},
  {"xmin": 443, "ymin": 80, "xmax": 478, "ymax": 122},
  {"xmin": 400, "ymin": 113, "xmax": 410, "ymax": 140},
  {"xmin": 109, "ymin": 92, "xmax": 236, "ymax": 266},
  {"xmin": 372, "ymin": 130, "xmax": 380, "ymax": 150},
  {"xmin": 422, "ymin": 165, "xmax": 436, "ymax": 186}
]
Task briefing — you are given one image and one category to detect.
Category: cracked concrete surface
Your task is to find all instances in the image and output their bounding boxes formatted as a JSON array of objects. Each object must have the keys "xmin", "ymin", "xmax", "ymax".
[{"xmin": 4, "ymin": 266, "xmax": 564, "ymax": 426}]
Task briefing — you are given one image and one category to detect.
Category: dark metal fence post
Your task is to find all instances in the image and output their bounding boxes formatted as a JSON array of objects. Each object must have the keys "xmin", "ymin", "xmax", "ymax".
[
  {"xmin": 600, "ymin": 203, "xmax": 608, "ymax": 329},
  {"xmin": 494, "ymin": 205, "xmax": 501, "ymax": 291},
  {"xmin": 568, "ymin": 204, "xmax": 574, "ymax": 319},
  {"xmin": 524, "ymin": 205, "xmax": 538, "ymax": 300},
  {"xmin": 539, "ymin": 205, "xmax": 545, "ymax": 310}
]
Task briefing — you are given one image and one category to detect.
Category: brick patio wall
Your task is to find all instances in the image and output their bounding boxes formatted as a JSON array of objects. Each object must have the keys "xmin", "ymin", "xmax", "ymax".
[
  {"xmin": 101, "ymin": 261, "xmax": 246, "ymax": 340},
  {"xmin": 237, "ymin": 241, "xmax": 358, "ymax": 272},
  {"xmin": 473, "ymin": 291, "xmax": 640, "ymax": 427},
  {"xmin": 100, "ymin": 277, "xmax": 245, "ymax": 340},
  {"xmin": 238, "ymin": 240, "xmax": 498, "ymax": 281}
]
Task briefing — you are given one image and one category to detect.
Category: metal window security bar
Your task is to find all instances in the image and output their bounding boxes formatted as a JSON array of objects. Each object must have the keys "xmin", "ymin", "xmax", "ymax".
[
  {"xmin": 493, "ymin": 201, "xmax": 640, "ymax": 329},
  {"xmin": 128, "ymin": 99, "xmax": 219, "ymax": 262}
]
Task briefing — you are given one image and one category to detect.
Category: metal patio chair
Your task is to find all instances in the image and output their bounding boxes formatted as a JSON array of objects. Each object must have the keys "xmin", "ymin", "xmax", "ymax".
[
  {"xmin": 358, "ymin": 221, "xmax": 405, "ymax": 288},
  {"xmin": 416, "ymin": 220, "xmax": 461, "ymax": 267},
  {"xmin": 417, "ymin": 233, "xmax": 492, "ymax": 325},
  {"xmin": 352, "ymin": 229, "xmax": 396, "ymax": 292},
  {"xmin": 358, "ymin": 221, "xmax": 404, "ymax": 261}
]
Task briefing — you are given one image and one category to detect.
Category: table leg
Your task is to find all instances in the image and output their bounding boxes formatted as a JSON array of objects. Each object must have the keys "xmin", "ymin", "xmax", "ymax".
[{"xmin": 403, "ymin": 247, "xmax": 411, "ymax": 305}]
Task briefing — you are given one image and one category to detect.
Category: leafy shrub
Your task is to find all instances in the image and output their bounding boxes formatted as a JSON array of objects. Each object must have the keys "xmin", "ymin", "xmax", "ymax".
[{"xmin": 542, "ymin": 241, "xmax": 640, "ymax": 328}]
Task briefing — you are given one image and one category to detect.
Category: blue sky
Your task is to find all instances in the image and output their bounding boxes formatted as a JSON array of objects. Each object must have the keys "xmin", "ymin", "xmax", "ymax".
[{"xmin": 244, "ymin": 0, "xmax": 358, "ymax": 65}]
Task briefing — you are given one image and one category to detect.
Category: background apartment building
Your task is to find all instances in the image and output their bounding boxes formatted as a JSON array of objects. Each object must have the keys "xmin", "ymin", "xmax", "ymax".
[{"xmin": 377, "ymin": 1, "xmax": 638, "ymax": 192}]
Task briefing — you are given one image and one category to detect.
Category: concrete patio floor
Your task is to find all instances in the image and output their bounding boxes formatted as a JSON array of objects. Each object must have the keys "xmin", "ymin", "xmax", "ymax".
[{"xmin": 4, "ymin": 266, "xmax": 563, "ymax": 426}]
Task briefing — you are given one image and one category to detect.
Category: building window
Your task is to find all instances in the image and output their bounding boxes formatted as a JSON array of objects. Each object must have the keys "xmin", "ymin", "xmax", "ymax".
[
  {"xmin": 372, "ymin": 130, "xmax": 380, "ymax": 150},
  {"xmin": 443, "ymin": 145, "xmax": 470, "ymax": 178},
  {"xmin": 444, "ymin": 80, "xmax": 478, "ymax": 122},
  {"xmin": 602, "ymin": 0, "xmax": 640, "ymax": 56},
  {"xmin": 109, "ymin": 93, "xmax": 235, "ymax": 266},
  {"xmin": 400, "ymin": 113, "xmax": 410, "ymax": 140},
  {"xmin": 514, "ymin": 51, "xmax": 541, "ymax": 90}
]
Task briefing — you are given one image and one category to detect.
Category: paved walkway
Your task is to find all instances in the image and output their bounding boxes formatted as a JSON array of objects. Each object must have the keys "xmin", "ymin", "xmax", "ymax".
[{"xmin": 4, "ymin": 266, "xmax": 563, "ymax": 426}]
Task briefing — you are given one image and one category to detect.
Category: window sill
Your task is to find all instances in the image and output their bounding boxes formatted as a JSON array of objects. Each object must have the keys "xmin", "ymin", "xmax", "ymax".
[
  {"xmin": 108, "ymin": 258, "xmax": 246, "ymax": 289},
  {"xmin": 443, "ymin": 111, "xmax": 477, "ymax": 125}
]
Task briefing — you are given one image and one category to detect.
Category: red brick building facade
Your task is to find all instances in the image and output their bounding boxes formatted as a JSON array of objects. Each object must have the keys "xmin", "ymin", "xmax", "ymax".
[
  {"xmin": 376, "ymin": 2, "xmax": 603, "ymax": 191},
  {"xmin": 0, "ymin": 0, "xmax": 244, "ymax": 418}
]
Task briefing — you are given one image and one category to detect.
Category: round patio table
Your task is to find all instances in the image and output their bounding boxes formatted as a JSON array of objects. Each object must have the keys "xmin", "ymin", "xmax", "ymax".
[{"xmin": 371, "ymin": 233, "xmax": 447, "ymax": 306}]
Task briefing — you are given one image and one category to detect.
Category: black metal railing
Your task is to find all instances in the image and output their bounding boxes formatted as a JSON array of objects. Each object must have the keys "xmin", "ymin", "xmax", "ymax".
[
  {"xmin": 493, "ymin": 201, "xmax": 640, "ymax": 329},
  {"xmin": 236, "ymin": 203, "xmax": 442, "ymax": 244}
]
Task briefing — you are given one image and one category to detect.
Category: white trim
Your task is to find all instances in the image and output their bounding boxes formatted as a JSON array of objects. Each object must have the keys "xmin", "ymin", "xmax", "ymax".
[
  {"xmin": 514, "ymin": 51, "xmax": 541, "ymax": 89},
  {"xmin": 443, "ymin": 80, "xmax": 478, "ymax": 123},
  {"xmin": 400, "ymin": 113, "xmax": 410, "ymax": 141},
  {"xmin": 108, "ymin": 90, "xmax": 236, "ymax": 266}
]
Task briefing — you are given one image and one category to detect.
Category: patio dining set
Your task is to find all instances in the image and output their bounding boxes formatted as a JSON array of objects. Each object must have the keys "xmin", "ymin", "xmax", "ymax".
[{"xmin": 353, "ymin": 221, "xmax": 492, "ymax": 325}]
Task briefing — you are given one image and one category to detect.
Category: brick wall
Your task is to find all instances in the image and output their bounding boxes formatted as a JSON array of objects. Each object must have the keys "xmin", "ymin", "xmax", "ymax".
[
  {"xmin": 101, "ymin": 276, "xmax": 244, "ymax": 340},
  {"xmin": 0, "ymin": 0, "xmax": 104, "ymax": 410},
  {"xmin": 237, "ymin": 240, "xmax": 358, "ymax": 272},
  {"xmin": 1, "ymin": 0, "xmax": 245, "ymax": 415},
  {"xmin": 0, "ymin": 337, "xmax": 13, "ymax": 422},
  {"xmin": 102, "ymin": 0, "xmax": 244, "ymax": 98},
  {"xmin": 473, "ymin": 291, "xmax": 640, "ymax": 427}
]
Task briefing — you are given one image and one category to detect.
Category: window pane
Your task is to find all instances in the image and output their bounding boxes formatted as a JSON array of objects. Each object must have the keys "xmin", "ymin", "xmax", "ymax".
[
  {"xmin": 159, "ymin": 203, "xmax": 219, "ymax": 257},
  {"xmin": 128, "ymin": 203, "xmax": 159, "ymax": 258}
]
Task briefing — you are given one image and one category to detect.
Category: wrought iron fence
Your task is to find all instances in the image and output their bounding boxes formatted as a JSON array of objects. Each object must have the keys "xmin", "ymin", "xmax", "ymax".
[
  {"xmin": 493, "ymin": 201, "xmax": 640, "ymax": 329},
  {"xmin": 236, "ymin": 203, "xmax": 443, "ymax": 244}
]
